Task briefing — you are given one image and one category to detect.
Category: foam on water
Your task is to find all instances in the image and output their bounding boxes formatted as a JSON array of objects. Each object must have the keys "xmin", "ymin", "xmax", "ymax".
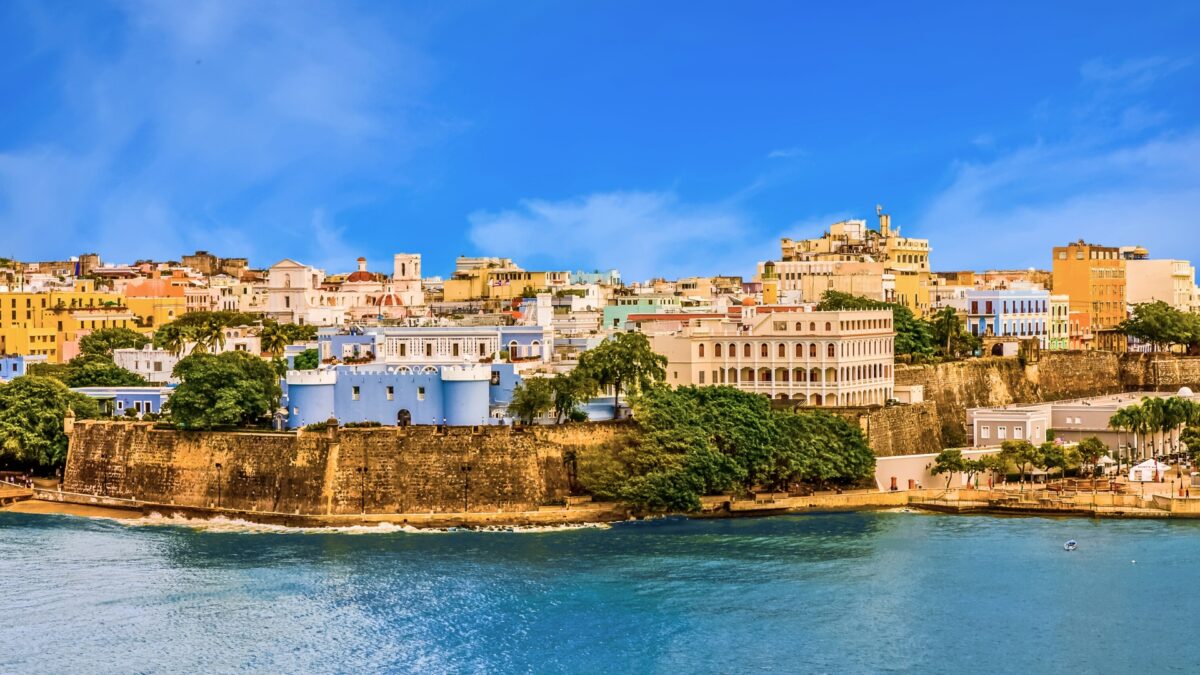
[{"xmin": 121, "ymin": 511, "xmax": 614, "ymax": 535}]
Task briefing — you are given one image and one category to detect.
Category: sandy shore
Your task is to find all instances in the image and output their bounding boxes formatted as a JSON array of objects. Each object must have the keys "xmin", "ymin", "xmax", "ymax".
[{"xmin": 1, "ymin": 499, "xmax": 142, "ymax": 521}]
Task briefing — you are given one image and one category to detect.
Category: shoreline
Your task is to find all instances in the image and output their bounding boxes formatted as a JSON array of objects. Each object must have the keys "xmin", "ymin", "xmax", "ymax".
[{"xmin": 7, "ymin": 485, "xmax": 1200, "ymax": 531}]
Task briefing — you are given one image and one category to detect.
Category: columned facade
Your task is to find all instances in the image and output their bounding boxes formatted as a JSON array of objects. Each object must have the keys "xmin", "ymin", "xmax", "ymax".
[{"xmin": 648, "ymin": 309, "xmax": 895, "ymax": 406}]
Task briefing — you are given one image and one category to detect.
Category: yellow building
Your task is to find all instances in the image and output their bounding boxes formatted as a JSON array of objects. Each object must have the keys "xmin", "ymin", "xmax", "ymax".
[
  {"xmin": 779, "ymin": 207, "xmax": 932, "ymax": 315},
  {"xmin": 442, "ymin": 261, "xmax": 569, "ymax": 303},
  {"xmin": 0, "ymin": 281, "xmax": 138, "ymax": 362},
  {"xmin": 1051, "ymin": 241, "xmax": 1126, "ymax": 335}
]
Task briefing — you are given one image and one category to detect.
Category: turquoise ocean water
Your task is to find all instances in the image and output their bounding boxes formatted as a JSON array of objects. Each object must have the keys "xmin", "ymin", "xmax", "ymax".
[{"xmin": 1, "ymin": 510, "xmax": 1196, "ymax": 674}]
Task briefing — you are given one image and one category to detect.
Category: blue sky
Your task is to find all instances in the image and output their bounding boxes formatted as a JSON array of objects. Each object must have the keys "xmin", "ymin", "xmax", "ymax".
[{"xmin": 1, "ymin": 1, "xmax": 1198, "ymax": 282}]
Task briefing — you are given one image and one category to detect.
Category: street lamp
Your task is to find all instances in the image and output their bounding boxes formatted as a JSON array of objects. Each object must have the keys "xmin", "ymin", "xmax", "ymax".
[
  {"xmin": 459, "ymin": 464, "xmax": 473, "ymax": 513},
  {"xmin": 215, "ymin": 462, "xmax": 223, "ymax": 509}
]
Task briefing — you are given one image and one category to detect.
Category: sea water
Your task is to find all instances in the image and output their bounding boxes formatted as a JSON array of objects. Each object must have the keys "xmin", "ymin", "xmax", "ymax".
[{"xmin": 1, "ymin": 510, "xmax": 1195, "ymax": 674}]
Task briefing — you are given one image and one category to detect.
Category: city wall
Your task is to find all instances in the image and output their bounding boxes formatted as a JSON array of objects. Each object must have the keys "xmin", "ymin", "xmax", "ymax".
[{"xmin": 62, "ymin": 421, "xmax": 635, "ymax": 516}]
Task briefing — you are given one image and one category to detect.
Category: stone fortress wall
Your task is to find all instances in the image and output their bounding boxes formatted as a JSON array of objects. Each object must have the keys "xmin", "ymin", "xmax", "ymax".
[{"xmin": 63, "ymin": 421, "xmax": 634, "ymax": 516}]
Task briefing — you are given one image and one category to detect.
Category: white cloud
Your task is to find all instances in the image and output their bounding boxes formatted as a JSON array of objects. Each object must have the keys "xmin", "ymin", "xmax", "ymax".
[
  {"xmin": 0, "ymin": 1, "xmax": 434, "ymax": 265},
  {"xmin": 468, "ymin": 191, "xmax": 795, "ymax": 282},
  {"xmin": 767, "ymin": 147, "xmax": 806, "ymax": 159},
  {"xmin": 916, "ymin": 132, "xmax": 1200, "ymax": 269}
]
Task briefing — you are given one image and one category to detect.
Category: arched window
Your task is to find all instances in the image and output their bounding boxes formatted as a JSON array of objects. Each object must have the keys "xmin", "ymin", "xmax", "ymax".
[
  {"xmin": 809, "ymin": 344, "xmax": 817, "ymax": 357},
  {"xmin": 795, "ymin": 343, "xmax": 803, "ymax": 357},
  {"xmin": 827, "ymin": 344, "xmax": 835, "ymax": 357},
  {"xmin": 743, "ymin": 343, "xmax": 751, "ymax": 358},
  {"xmin": 729, "ymin": 343, "xmax": 737, "ymax": 357},
  {"xmin": 825, "ymin": 322, "xmax": 832, "ymax": 331},
  {"xmin": 810, "ymin": 322, "xmax": 816, "ymax": 331},
  {"xmin": 714, "ymin": 343, "xmax": 722, "ymax": 357},
  {"xmin": 760, "ymin": 343, "xmax": 768, "ymax": 357},
  {"xmin": 777, "ymin": 343, "xmax": 786, "ymax": 357},
  {"xmin": 698, "ymin": 344, "xmax": 705, "ymax": 358}
]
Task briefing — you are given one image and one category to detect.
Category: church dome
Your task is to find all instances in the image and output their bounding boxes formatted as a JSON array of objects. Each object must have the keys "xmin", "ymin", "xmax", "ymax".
[
  {"xmin": 377, "ymin": 293, "xmax": 404, "ymax": 307},
  {"xmin": 346, "ymin": 256, "xmax": 373, "ymax": 282}
]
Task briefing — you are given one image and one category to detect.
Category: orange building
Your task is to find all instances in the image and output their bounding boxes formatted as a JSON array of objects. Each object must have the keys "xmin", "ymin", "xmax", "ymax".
[{"xmin": 1051, "ymin": 241, "xmax": 1126, "ymax": 339}]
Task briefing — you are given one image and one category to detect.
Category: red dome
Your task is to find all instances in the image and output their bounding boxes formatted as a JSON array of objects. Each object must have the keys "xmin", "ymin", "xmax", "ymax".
[
  {"xmin": 346, "ymin": 271, "xmax": 374, "ymax": 282},
  {"xmin": 377, "ymin": 293, "xmax": 404, "ymax": 307}
]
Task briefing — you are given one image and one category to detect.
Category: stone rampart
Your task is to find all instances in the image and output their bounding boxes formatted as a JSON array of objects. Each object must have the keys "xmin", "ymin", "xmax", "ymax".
[{"xmin": 63, "ymin": 421, "xmax": 636, "ymax": 516}]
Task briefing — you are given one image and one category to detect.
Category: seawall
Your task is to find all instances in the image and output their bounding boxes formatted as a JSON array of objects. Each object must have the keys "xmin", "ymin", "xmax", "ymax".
[{"xmin": 62, "ymin": 421, "xmax": 635, "ymax": 517}]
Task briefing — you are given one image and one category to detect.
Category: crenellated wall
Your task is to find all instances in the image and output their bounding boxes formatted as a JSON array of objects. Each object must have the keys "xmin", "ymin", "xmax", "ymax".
[{"xmin": 63, "ymin": 421, "xmax": 636, "ymax": 515}]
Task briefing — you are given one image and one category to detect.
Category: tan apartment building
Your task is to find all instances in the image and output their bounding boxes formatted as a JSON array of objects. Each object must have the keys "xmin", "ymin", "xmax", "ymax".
[
  {"xmin": 779, "ymin": 208, "xmax": 932, "ymax": 315},
  {"xmin": 758, "ymin": 260, "xmax": 887, "ymax": 305},
  {"xmin": 1051, "ymin": 241, "xmax": 1126, "ymax": 334},
  {"xmin": 645, "ymin": 307, "xmax": 895, "ymax": 406},
  {"xmin": 1123, "ymin": 257, "xmax": 1196, "ymax": 311}
]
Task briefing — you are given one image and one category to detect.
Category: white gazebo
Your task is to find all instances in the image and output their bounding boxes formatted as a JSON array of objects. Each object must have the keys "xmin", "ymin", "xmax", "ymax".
[
  {"xmin": 1129, "ymin": 459, "xmax": 1168, "ymax": 483},
  {"xmin": 1097, "ymin": 455, "xmax": 1117, "ymax": 476}
]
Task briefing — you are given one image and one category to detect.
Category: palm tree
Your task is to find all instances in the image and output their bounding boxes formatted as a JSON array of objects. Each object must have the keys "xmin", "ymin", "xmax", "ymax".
[
  {"xmin": 932, "ymin": 307, "xmax": 961, "ymax": 356},
  {"xmin": 153, "ymin": 323, "xmax": 189, "ymax": 357},
  {"xmin": 197, "ymin": 318, "xmax": 227, "ymax": 354},
  {"xmin": 259, "ymin": 323, "xmax": 289, "ymax": 357},
  {"xmin": 1162, "ymin": 397, "xmax": 1191, "ymax": 457},
  {"xmin": 1141, "ymin": 397, "xmax": 1166, "ymax": 460},
  {"xmin": 1108, "ymin": 408, "xmax": 1134, "ymax": 473}
]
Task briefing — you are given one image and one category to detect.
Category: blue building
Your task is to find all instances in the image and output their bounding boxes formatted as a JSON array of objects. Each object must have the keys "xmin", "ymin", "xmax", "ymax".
[
  {"xmin": 284, "ymin": 363, "xmax": 522, "ymax": 429},
  {"xmin": 71, "ymin": 386, "xmax": 173, "ymax": 417},
  {"xmin": 0, "ymin": 355, "xmax": 30, "ymax": 383},
  {"xmin": 966, "ymin": 289, "xmax": 1051, "ymax": 350},
  {"xmin": 316, "ymin": 325, "xmax": 551, "ymax": 364}
]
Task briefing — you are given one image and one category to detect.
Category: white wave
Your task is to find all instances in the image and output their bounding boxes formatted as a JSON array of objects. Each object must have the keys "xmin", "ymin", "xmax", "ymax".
[{"xmin": 120, "ymin": 511, "xmax": 613, "ymax": 535}]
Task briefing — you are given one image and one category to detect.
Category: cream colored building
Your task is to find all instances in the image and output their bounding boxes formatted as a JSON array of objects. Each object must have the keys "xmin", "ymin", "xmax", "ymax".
[
  {"xmin": 778, "ymin": 207, "xmax": 932, "ymax": 315},
  {"xmin": 1049, "ymin": 294, "xmax": 1070, "ymax": 350},
  {"xmin": 1124, "ymin": 258, "xmax": 1196, "ymax": 311},
  {"xmin": 757, "ymin": 260, "xmax": 887, "ymax": 305},
  {"xmin": 646, "ymin": 307, "xmax": 895, "ymax": 406}
]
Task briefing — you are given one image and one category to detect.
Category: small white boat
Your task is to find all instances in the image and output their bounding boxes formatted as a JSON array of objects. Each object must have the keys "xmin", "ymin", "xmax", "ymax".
[{"xmin": 1064, "ymin": 540, "xmax": 1078, "ymax": 551}]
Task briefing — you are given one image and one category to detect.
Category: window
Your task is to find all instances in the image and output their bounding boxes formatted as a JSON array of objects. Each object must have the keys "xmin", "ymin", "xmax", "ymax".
[
  {"xmin": 452, "ymin": 344, "xmax": 460, "ymax": 357},
  {"xmin": 417, "ymin": 386, "xmax": 425, "ymax": 401},
  {"xmin": 386, "ymin": 386, "xmax": 394, "ymax": 401},
  {"xmin": 778, "ymin": 343, "xmax": 786, "ymax": 357},
  {"xmin": 399, "ymin": 344, "xmax": 407, "ymax": 357},
  {"xmin": 1014, "ymin": 427, "xmax": 1023, "ymax": 439},
  {"xmin": 997, "ymin": 426, "xmax": 1007, "ymax": 439},
  {"xmin": 425, "ymin": 343, "xmax": 433, "ymax": 357},
  {"xmin": 714, "ymin": 343, "xmax": 722, "ymax": 357},
  {"xmin": 293, "ymin": 407, "xmax": 299, "ymax": 416},
  {"xmin": 698, "ymin": 371, "xmax": 705, "ymax": 384},
  {"xmin": 824, "ymin": 322, "xmax": 832, "ymax": 331},
  {"xmin": 809, "ymin": 344, "xmax": 817, "ymax": 357},
  {"xmin": 760, "ymin": 344, "xmax": 769, "ymax": 357},
  {"xmin": 154, "ymin": 362, "xmax": 162, "ymax": 372},
  {"xmin": 774, "ymin": 321, "xmax": 786, "ymax": 331},
  {"xmin": 743, "ymin": 344, "xmax": 751, "ymax": 358},
  {"xmin": 827, "ymin": 344, "xmax": 835, "ymax": 357},
  {"xmin": 352, "ymin": 386, "xmax": 360, "ymax": 401},
  {"xmin": 698, "ymin": 344, "xmax": 705, "ymax": 358}
]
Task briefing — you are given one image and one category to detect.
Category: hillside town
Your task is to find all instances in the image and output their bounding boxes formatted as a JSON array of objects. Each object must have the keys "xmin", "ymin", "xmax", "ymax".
[{"xmin": 3, "ymin": 207, "xmax": 1200, "ymax": 511}]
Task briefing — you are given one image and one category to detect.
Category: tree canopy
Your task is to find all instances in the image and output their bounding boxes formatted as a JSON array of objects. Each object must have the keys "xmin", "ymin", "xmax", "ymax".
[
  {"xmin": 509, "ymin": 377, "xmax": 554, "ymax": 424},
  {"xmin": 575, "ymin": 331, "xmax": 667, "ymax": 416},
  {"xmin": 576, "ymin": 386, "xmax": 875, "ymax": 512},
  {"xmin": 63, "ymin": 354, "xmax": 149, "ymax": 388},
  {"xmin": 165, "ymin": 351, "xmax": 281, "ymax": 429},
  {"xmin": 1119, "ymin": 302, "xmax": 1200, "ymax": 353},
  {"xmin": 292, "ymin": 348, "xmax": 320, "ymax": 370},
  {"xmin": 816, "ymin": 290, "xmax": 935, "ymax": 358},
  {"xmin": 79, "ymin": 327, "xmax": 150, "ymax": 358},
  {"xmin": 0, "ymin": 376, "xmax": 101, "ymax": 471}
]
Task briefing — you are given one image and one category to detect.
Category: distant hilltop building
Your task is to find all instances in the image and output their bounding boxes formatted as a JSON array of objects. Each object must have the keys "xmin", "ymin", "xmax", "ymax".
[
  {"xmin": 770, "ymin": 207, "xmax": 932, "ymax": 315},
  {"xmin": 180, "ymin": 250, "xmax": 248, "ymax": 278}
]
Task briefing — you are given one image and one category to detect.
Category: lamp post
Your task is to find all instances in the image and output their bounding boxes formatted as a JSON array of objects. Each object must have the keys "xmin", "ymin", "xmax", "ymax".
[
  {"xmin": 215, "ymin": 462, "xmax": 223, "ymax": 509},
  {"xmin": 459, "ymin": 464, "xmax": 473, "ymax": 513}
]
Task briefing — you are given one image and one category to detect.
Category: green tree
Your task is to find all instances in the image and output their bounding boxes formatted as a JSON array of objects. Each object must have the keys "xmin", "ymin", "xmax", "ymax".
[
  {"xmin": 1076, "ymin": 436, "xmax": 1108, "ymax": 476},
  {"xmin": 1181, "ymin": 427, "xmax": 1200, "ymax": 464},
  {"xmin": 79, "ymin": 327, "xmax": 149, "ymax": 358},
  {"xmin": 551, "ymin": 371, "xmax": 597, "ymax": 423},
  {"xmin": 0, "ymin": 376, "xmax": 101, "ymax": 471},
  {"xmin": 190, "ymin": 318, "xmax": 227, "ymax": 355},
  {"xmin": 292, "ymin": 348, "xmax": 319, "ymax": 370},
  {"xmin": 64, "ymin": 354, "xmax": 148, "ymax": 387},
  {"xmin": 258, "ymin": 323, "xmax": 290, "ymax": 357},
  {"xmin": 152, "ymin": 322, "xmax": 191, "ymax": 357},
  {"xmin": 999, "ymin": 439, "xmax": 1038, "ymax": 490},
  {"xmin": 816, "ymin": 290, "xmax": 934, "ymax": 358},
  {"xmin": 1119, "ymin": 301, "xmax": 1200, "ymax": 353},
  {"xmin": 165, "ymin": 351, "xmax": 281, "ymax": 429},
  {"xmin": 576, "ymin": 331, "xmax": 667, "ymax": 417},
  {"xmin": 509, "ymin": 377, "xmax": 554, "ymax": 424},
  {"xmin": 171, "ymin": 310, "xmax": 262, "ymax": 329},
  {"xmin": 931, "ymin": 448, "xmax": 968, "ymax": 489}
]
